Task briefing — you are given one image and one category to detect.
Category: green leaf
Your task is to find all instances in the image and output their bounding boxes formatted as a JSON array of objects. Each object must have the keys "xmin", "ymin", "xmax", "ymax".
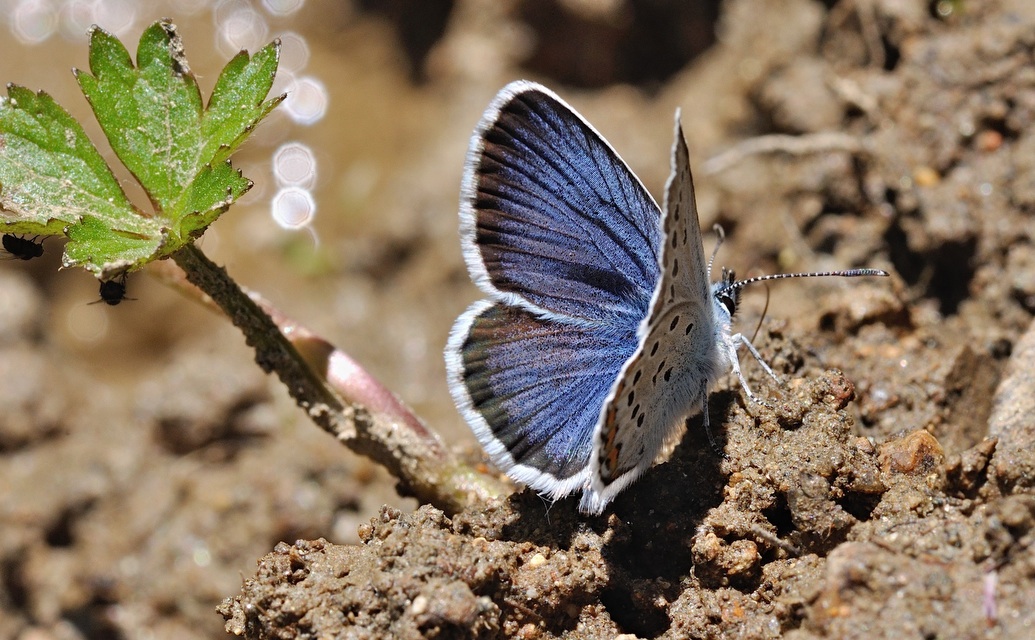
[
  {"xmin": 77, "ymin": 21, "xmax": 205, "ymax": 213},
  {"xmin": 63, "ymin": 215, "xmax": 168, "ymax": 277},
  {"xmin": 0, "ymin": 85, "xmax": 142, "ymax": 237},
  {"xmin": 0, "ymin": 18, "xmax": 282, "ymax": 276},
  {"xmin": 178, "ymin": 161, "xmax": 252, "ymax": 237},
  {"xmin": 203, "ymin": 42, "xmax": 284, "ymax": 166},
  {"xmin": 77, "ymin": 20, "xmax": 282, "ymax": 220}
]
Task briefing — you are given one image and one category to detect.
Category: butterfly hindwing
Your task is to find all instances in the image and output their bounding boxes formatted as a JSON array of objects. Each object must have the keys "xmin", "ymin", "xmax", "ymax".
[
  {"xmin": 446, "ymin": 299, "xmax": 638, "ymax": 500},
  {"xmin": 460, "ymin": 81, "xmax": 663, "ymax": 326}
]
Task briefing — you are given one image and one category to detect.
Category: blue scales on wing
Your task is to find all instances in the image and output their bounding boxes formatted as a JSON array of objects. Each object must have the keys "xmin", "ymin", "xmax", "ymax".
[
  {"xmin": 447, "ymin": 81, "xmax": 665, "ymax": 501},
  {"xmin": 451, "ymin": 301, "xmax": 635, "ymax": 496},
  {"xmin": 461, "ymin": 82, "xmax": 662, "ymax": 326}
]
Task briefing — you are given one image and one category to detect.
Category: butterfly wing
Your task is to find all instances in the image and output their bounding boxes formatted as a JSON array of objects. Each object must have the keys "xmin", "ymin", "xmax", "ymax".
[
  {"xmin": 581, "ymin": 116, "xmax": 723, "ymax": 514},
  {"xmin": 448, "ymin": 81, "xmax": 663, "ymax": 501},
  {"xmin": 648, "ymin": 113, "xmax": 712, "ymax": 313},
  {"xmin": 447, "ymin": 300, "xmax": 637, "ymax": 499},
  {"xmin": 459, "ymin": 81, "xmax": 662, "ymax": 325}
]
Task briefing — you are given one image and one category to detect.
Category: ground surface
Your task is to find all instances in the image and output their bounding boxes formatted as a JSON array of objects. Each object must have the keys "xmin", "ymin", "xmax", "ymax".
[{"xmin": 3, "ymin": 0, "xmax": 1035, "ymax": 639}]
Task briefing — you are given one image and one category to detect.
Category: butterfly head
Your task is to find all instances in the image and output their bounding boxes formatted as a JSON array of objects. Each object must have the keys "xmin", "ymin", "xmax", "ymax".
[{"xmin": 715, "ymin": 267, "xmax": 741, "ymax": 319}]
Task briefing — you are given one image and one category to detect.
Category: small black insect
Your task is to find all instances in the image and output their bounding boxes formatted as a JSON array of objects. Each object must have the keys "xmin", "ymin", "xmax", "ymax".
[
  {"xmin": 2, "ymin": 234, "xmax": 44, "ymax": 260},
  {"xmin": 96, "ymin": 274, "xmax": 129, "ymax": 306}
]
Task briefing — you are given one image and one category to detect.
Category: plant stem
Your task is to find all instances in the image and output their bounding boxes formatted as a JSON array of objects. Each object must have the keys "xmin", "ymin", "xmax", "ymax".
[{"xmin": 170, "ymin": 243, "xmax": 507, "ymax": 514}]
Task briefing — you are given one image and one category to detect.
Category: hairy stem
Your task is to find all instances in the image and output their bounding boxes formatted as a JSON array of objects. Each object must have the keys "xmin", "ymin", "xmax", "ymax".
[{"xmin": 170, "ymin": 243, "xmax": 507, "ymax": 514}]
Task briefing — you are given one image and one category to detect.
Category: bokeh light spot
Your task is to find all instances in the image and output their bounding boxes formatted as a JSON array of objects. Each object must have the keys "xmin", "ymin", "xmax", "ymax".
[
  {"xmin": 12, "ymin": 0, "xmax": 59, "ymax": 44},
  {"xmin": 273, "ymin": 142, "xmax": 317, "ymax": 188},
  {"xmin": 283, "ymin": 75, "xmax": 328, "ymax": 125},
  {"xmin": 92, "ymin": 0, "xmax": 137, "ymax": 37},
  {"xmin": 272, "ymin": 187, "xmax": 316, "ymax": 229},
  {"xmin": 65, "ymin": 298, "xmax": 109, "ymax": 344},
  {"xmin": 278, "ymin": 30, "xmax": 310, "ymax": 73},
  {"xmin": 214, "ymin": 4, "xmax": 269, "ymax": 56},
  {"xmin": 261, "ymin": 0, "xmax": 306, "ymax": 18},
  {"xmin": 61, "ymin": 0, "xmax": 99, "ymax": 40}
]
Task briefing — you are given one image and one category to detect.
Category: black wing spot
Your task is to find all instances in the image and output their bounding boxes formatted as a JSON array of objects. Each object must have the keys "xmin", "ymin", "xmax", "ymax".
[
  {"xmin": 637, "ymin": 413, "xmax": 645, "ymax": 427},
  {"xmin": 685, "ymin": 322, "xmax": 694, "ymax": 336},
  {"xmin": 669, "ymin": 315, "xmax": 680, "ymax": 331},
  {"xmin": 633, "ymin": 370, "xmax": 642, "ymax": 384},
  {"xmin": 627, "ymin": 390, "xmax": 635, "ymax": 406},
  {"xmin": 559, "ymin": 262, "xmax": 639, "ymax": 304},
  {"xmin": 664, "ymin": 367, "xmax": 673, "ymax": 382},
  {"xmin": 650, "ymin": 341, "xmax": 659, "ymax": 357}
]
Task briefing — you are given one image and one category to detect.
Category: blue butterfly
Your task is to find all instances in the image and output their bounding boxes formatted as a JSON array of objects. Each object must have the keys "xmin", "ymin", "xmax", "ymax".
[{"xmin": 445, "ymin": 81, "xmax": 886, "ymax": 514}]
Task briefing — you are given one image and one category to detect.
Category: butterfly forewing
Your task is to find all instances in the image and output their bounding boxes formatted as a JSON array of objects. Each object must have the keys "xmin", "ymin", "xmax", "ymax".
[
  {"xmin": 654, "ymin": 119, "xmax": 712, "ymax": 313},
  {"xmin": 460, "ymin": 81, "xmax": 663, "ymax": 325}
]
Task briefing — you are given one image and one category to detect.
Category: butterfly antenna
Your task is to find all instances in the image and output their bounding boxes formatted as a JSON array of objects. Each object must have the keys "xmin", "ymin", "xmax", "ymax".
[
  {"xmin": 729, "ymin": 268, "xmax": 889, "ymax": 292},
  {"xmin": 707, "ymin": 224, "xmax": 725, "ymax": 277}
]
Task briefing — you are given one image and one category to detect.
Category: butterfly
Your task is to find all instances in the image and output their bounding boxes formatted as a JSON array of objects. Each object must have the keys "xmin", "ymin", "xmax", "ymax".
[{"xmin": 445, "ymin": 81, "xmax": 887, "ymax": 515}]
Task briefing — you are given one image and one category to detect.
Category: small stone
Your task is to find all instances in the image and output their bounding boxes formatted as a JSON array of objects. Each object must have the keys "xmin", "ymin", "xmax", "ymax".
[
  {"xmin": 879, "ymin": 430, "xmax": 944, "ymax": 475},
  {"xmin": 913, "ymin": 166, "xmax": 940, "ymax": 187},
  {"xmin": 726, "ymin": 540, "xmax": 761, "ymax": 576},
  {"xmin": 410, "ymin": 594, "xmax": 428, "ymax": 616}
]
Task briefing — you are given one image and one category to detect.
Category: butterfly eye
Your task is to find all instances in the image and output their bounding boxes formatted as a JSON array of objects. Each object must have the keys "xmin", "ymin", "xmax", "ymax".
[{"xmin": 719, "ymin": 293, "xmax": 737, "ymax": 317}]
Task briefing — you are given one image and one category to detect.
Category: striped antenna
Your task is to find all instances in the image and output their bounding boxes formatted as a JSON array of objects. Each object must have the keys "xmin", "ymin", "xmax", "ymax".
[{"xmin": 727, "ymin": 268, "xmax": 889, "ymax": 292}]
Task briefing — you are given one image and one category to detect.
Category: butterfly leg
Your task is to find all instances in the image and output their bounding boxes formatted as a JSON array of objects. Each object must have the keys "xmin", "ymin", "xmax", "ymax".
[
  {"xmin": 734, "ymin": 332, "xmax": 781, "ymax": 384},
  {"xmin": 726, "ymin": 333, "xmax": 776, "ymax": 409},
  {"xmin": 700, "ymin": 380, "xmax": 724, "ymax": 456}
]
